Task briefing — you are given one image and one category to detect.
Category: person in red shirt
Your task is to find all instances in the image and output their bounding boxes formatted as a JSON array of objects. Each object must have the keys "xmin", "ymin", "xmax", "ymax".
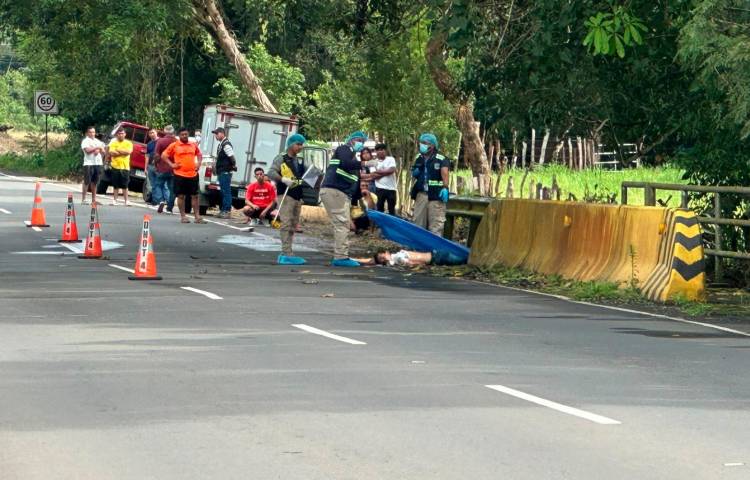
[{"xmin": 241, "ymin": 167, "xmax": 277, "ymax": 226}]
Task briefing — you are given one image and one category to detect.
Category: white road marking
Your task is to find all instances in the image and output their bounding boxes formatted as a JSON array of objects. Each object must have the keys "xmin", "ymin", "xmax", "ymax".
[
  {"xmin": 292, "ymin": 324, "xmax": 367, "ymax": 345},
  {"xmin": 0, "ymin": 208, "xmax": 10, "ymax": 214},
  {"xmin": 723, "ymin": 463, "xmax": 745, "ymax": 467},
  {"xmin": 109, "ymin": 264, "xmax": 136, "ymax": 274},
  {"xmin": 32, "ymin": 226, "xmax": 42, "ymax": 232},
  {"xmin": 180, "ymin": 286, "xmax": 223, "ymax": 300},
  {"xmin": 0, "ymin": 171, "xmax": 78, "ymax": 192},
  {"xmin": 485, "ymin": 384, "xmax": 621, "ymax": 425},
  {"xmin": 59, "ymin": 243, "xmax": 84, "ymax": 254},
  {"xmin": 217, "ymin": 233, "xmax": 316, "ymax": 252},
  {"xmin": 11, "ymin": 251, "xmax": 77, "ymax": 255},
  {"xmin": 469, "ymin": 279, "xmax": 750, "ymax": 338},
  {"xmin": 575, "ymin": 301, "xmax": 750, "ymax": 338},
  {"xmin": 58, "ymin": 240, "xmax": 123, "ymax": 254}
]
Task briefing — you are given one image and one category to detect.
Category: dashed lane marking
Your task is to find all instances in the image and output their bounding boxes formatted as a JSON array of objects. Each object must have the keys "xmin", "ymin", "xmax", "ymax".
[
  {"xmin": 292, "ymin": 324, "xmax": 367, "ymax": 345},
  {"xmin": 485, "ymin": 384, "xmax": 621, "ymax": 425},
  {"xmin": 0, "ymin": 208, "xmax": 10, "ymax": 214},
  {"xmin": 109, "ymin": 264, "xmax": 136, "ymax": 274},
  {"xmin": 180, "ymin": 286, "xmax": 223, "ymax": 300}
]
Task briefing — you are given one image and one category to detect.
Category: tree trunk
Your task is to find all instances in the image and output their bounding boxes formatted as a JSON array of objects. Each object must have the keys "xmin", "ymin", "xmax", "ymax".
[
  {"xmin": 567, "ymin": 138, "xmax": 574, "ymax": 169},
  {"xmin": 530, "ymin": 128, "xmax": 536, "ymax": 165},
  {"xmin": 521, "ymin": 141, "xmax": 527, "ymax": 169},
  {"xmin": 539, "ymin": 129, "xmax": 550, "ymax": 165},
  {"xmin": 425, "ymin": 30, "xmax": 490, "ymax": 195},
  {"xmin": 192, "ymin": 0, "xmax": 278, "ymax": 113}
]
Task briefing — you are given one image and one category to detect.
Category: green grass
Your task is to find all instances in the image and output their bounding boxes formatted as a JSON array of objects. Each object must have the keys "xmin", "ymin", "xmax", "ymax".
[
  {"xmin": 0, "ymin": 146, "xmax": 81, "ymax": 179},
  {"xmin": 431, "ymin": 263, "xmax": 644, "ymax": 303},
  {"xmin": 453, "ymin": 164, "xmax": 687, "ymax": 207}
]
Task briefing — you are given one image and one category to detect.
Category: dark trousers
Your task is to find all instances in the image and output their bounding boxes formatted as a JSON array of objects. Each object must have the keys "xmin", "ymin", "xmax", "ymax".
[{"xmin": 376, "ymin": 189, "xmax": 397, "ymax": 215}]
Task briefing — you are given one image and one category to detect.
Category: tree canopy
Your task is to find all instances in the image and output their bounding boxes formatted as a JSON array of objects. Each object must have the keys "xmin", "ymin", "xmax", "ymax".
[{"xmin": 0, "ymin": 0, "xmax": 748, "ymax": 186}]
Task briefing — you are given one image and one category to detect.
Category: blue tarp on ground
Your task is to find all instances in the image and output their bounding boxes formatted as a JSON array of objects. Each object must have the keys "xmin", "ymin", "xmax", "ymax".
[{"xmin": 365, "ymin": 210, "xmax": 470, "ymax": 263}]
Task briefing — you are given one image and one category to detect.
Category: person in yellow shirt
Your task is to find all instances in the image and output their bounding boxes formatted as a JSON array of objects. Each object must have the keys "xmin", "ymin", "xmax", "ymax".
[{"xmin": 107, "ymin": 128, "xmax": 134, "ymax": 205}]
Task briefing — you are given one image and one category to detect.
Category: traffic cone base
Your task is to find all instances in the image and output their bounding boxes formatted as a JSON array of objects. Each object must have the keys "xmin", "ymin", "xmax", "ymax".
[
  {"xmin": 27, "ymin": 182, "xmax": 49, "ymax": 227},
  {"xmin": 128, "ymin": 274, "xmax": 162, "ymax": 281},
  {"xmin": 59, "ymin": 193, "xmax": 79, "ymax": 242},
  {"xmin": 129, "ymin": 214, "xmax": 161, "ymax": 281},
  {"xmin": 79, "ymin": 205, "xmax": 103, "ymax": 259}
]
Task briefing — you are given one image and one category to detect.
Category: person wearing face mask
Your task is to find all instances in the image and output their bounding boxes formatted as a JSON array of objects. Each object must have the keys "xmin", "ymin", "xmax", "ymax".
[
  {"xmin": 410, "ymin": 133, "xmax": 450, "ymax": 236},
  {"xmin": 268, "ymin": 133, "xmax": 318, "ymax": 265},
  {"xmin": 319, "ymin": 130, "xmax": 368, "ymax": 267}
]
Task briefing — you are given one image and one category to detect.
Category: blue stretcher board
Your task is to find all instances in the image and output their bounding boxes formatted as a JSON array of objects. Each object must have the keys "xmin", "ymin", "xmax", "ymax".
[{"xmin": 365, "ymin": 210, "xmax": 470, "ymax": 263}]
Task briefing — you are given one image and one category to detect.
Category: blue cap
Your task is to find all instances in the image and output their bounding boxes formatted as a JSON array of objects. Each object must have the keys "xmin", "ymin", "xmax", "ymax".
[
  {"xmin": 419, "ymin": 133, "xmax": 438, "ymax": 150},
  {"xmin": 286, "ymin": 133, "xmax": 306, "ymax": 149},
  {"xmin": 345, "ymin": 130, "xmax": 368, "ymax": 144}
]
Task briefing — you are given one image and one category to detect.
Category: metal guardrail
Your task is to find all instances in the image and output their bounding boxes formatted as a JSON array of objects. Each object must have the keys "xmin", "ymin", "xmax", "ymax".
[
  {"xmin": 445, "ymin": 195, "xmax": 493, "ymax": 246},
  {"xmin": 621, "ymin": 181, "xmax": 750, "ymax": 280}
]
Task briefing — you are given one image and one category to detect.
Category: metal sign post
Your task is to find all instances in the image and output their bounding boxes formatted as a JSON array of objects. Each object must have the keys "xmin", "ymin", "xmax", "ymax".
[{"xmin": 34, "ymin": 91, "xmax": 58, "ymax": 153}]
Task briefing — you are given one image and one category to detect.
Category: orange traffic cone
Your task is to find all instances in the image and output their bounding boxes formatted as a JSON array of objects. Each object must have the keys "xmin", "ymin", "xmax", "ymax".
[
  {"xmin": 58, "ymin": 193, "xmax": 79, "ymax": 242},
  {"xmin": 129, "ymin": 214, "xmax": 162, "ymax": 280},
  {"xmin": 78, "ymin": 204, "xmax": 103, "ymax": 259},
  {"xmin": 26, "ymin": 181, "xmax": 49, "ymax": 227}
]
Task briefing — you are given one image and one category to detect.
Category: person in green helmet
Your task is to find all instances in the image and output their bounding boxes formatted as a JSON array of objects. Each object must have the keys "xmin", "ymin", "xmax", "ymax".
[
  {"xmin": 268, "ymin": 133, "xmax": 318, "ymax": 265},
  {"xmin": 410, "ymin": 133, "xmax": 450, "ymax": 236},
  {"xmin": 319, "ymin": 130, "xmax": 369, "ymax": 267}
]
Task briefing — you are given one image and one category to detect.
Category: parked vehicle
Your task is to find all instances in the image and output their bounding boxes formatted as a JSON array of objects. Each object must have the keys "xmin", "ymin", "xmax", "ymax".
[
  {"xmin": 197, "ymin": 105, "xmax": 329, "ymax": 214},
  {"xmin": 96, "ymin": 121, "xmax": 152, "ymax": 196}
]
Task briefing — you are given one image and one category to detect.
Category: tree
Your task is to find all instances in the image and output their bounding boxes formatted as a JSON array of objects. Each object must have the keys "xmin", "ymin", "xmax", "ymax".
[{"xmin": 191, "ymin": 0, "xmax": 278, "ymax": 113}]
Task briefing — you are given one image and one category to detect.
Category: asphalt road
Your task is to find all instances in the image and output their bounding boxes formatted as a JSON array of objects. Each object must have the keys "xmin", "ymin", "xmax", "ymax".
[{"xmin": 1, "ymin": 172, "xmax": 749, "ymax": 479}]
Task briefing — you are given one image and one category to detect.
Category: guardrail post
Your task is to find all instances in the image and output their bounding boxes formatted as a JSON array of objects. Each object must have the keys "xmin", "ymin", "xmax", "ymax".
[
  {"xmin": 714, "ymin": 193, "xmax": 723, "ymax": 281},
  {"xmin": 680, "ymin": 191, "xmax": 689, "ymax": 209},
  {"xmin": 621, "ymin": 185, "xmax": 628, "ymax": 205},
  {"xmin": 468, "ymin": 218, "xmax": 480, "ymax": 247},
  {"xmin": 644, "ymin": 186, "xmax": 656, "ymax": 206},
  {"xmin": 444, "ymin": 215, "xmax": 455, "ymax": 241}
]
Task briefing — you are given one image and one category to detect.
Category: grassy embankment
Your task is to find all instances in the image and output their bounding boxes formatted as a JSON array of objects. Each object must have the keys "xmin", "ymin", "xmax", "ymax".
[
  {"xmin": 453, "ymin": 164, "xmax": 687, "ymax": 206},
  {"xmin": 0, "ymin": 131, "xmax": 78, "ymax": 179}
]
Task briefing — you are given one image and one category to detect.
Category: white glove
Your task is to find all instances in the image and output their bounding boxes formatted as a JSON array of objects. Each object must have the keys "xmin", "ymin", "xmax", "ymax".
[{"xmin": 281, "ymin": 178, "xmax": 294, "ymax": 187}]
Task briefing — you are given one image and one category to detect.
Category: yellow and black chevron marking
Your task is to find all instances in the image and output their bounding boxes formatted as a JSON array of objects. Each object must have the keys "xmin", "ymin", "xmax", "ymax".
[
  {"xmin": 643, "ymin": 209, "xmax": 706, "ymax": 302},
  {"xmin": 671, "ymin": 213, "xmax": 705, "ymax": 283}
]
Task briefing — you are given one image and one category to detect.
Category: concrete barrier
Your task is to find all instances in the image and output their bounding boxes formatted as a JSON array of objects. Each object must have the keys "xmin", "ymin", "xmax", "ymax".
[{"xmin": 469, "ymin": 199, "xmax": 705, "ymax": 302}]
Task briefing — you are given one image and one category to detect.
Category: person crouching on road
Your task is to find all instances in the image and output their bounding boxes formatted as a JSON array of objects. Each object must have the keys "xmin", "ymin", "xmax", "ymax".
[
  {"xmin": 411, "ymin": 133, "xmax": 450, "ymax": 236},
  {"xmin": 241, "ymin": 167, "xmax": 277, "ymax": 226},
  {"xmin": 319, "ymin": 130, "xmax": 368, "ymax": 267},
  {"xmin": 161, "ymin": 127, "xmax": 206, "ymax": 224},
  {"xmin": 268, "ymin": 133, "xmax": 316, "ymax": 265}
]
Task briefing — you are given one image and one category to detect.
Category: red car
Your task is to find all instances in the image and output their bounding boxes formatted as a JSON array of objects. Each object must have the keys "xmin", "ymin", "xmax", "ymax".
[{"xmin": 96, "ymin": 121, "xmax": 152, "ymax": 195}]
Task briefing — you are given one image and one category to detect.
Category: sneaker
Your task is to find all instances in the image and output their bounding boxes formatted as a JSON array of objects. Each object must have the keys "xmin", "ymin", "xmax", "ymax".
[
  {"xmin": 250, "ymin": 218, "xmax": 259, "ymax": 226},
  {"xmin": 331, "ymin": 258, "xmax": 360, "ymax": 268},
  {"xmin": 125, "ymin": 200, "xmax": 132, "ymax": 207},
  {"xmin": 277, "ymin": 254, "xmax": 307, "ymax": 265},
  {"xmin": 218, "ymin": 211, "xmax": 231, "ymax": 219},
  {"xmin": 166, "ymin": 207, "xmax": 174, "ymax": 213},
  {"xmin": 111, "ymin": 200, "xmax": 118, "ymax": 206},
  {"xmin": 82, "ymin": 200, "xmax": 89, "ymax": 205},
  {"xmin": 157, "ymin": 202, "xmax": 165, "ymax": 213}
]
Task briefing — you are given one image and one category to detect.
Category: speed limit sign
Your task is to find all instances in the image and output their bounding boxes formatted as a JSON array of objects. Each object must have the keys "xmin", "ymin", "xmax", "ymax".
[{"xmin": 34, "ymin": 91, "xmax": 59, "ymax": 115}]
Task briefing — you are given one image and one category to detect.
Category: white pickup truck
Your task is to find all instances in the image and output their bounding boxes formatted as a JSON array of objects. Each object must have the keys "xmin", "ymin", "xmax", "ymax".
[{"xmin": 196, "ymin": 104, "xmax": 329, "ymax": 214}]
